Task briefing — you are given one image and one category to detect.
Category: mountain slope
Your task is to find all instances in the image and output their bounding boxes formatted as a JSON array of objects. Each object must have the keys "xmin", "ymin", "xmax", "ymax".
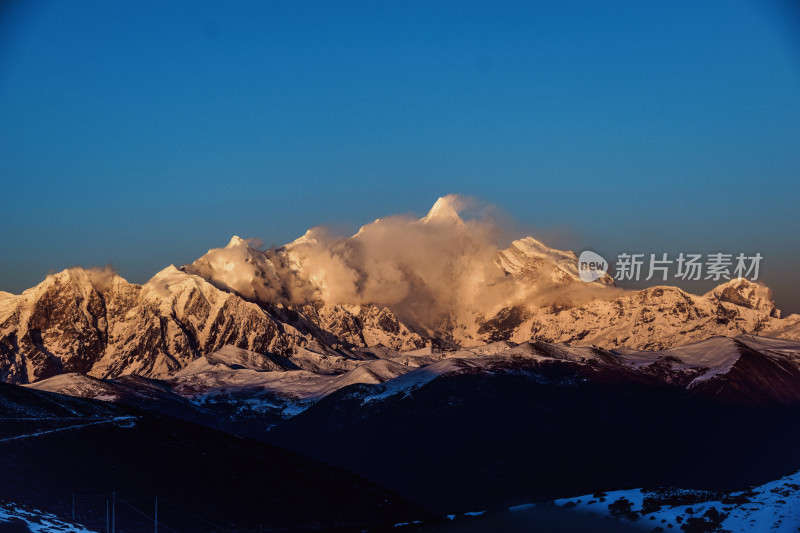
[
  {"xmin": 17, "ymin": 332, "xmax": 800, "ymax": 518},
  {"xmin": 262, "ymin": 336, "xmax": 800, "ymax": 512},
  {"xmin": 1, "ymin": 197, "xmax": 799, "ymax": 385},
  {"xmin": 513, "ymin": 280, "xmax": 782, "ymax": 350},
  {"xmin": 0, "ymin": 382, "xmax": 425, "ymax": 531}
]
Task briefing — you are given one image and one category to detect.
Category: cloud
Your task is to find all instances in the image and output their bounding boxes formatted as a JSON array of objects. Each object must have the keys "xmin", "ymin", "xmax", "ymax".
[
  {"xmin": 284, "ymin": 195, "xmax": 621, "ymax": 323},
  {"xmin": 183, "ymin": 195, "xmax": 623, "ymax": 325},
  {"xmin": 66, "ymin": 264, "xmax": 119, "ymax": 294},
  {"xmin": 183, "ymin": 236, "xmax": 316, "ymax": 305}
]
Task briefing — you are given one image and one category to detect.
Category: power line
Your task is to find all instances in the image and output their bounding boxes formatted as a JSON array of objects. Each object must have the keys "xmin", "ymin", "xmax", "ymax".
[
  {"xmin": 71, "ymin": 491, "xmax": 244, "ymax": 532},
  {"xmin": 74, "ymin": 496, "xmax": 110, "ymax": 502},
  {"xmin": 115, "ymin": 496, "xmax": 177, "ymax": 533},
  {"xmin": 120, "ymin": 495, "xmax": 159, "ymax": 503}
]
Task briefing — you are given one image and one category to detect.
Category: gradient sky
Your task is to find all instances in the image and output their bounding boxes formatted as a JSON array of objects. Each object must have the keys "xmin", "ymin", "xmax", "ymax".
[{"xmin": 2, "ymin": 1, "xmax": 799, "ymax": 311}]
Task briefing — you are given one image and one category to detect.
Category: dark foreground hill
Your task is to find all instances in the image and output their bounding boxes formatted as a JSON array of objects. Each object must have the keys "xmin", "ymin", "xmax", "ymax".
[
  {"xmin": 0, "ymin": 382, "xmax": 425, "ymax": 532},
  {"xmin": 265, "ymin": 356, "xmax": 800, "ymax": 514}
]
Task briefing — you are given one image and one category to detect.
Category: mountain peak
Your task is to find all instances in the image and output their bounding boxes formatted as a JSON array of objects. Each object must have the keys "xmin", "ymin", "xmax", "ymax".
[
  {"xmin": 285, "ymin": 229, "xmax": 318, "ymax": 249},
  {"xmin": 146, "ymin": 264, "xmax": 188, "ymax": 286},
  {"xmin": 153, "ymin": 264, "xmax": 182, "ymax": 277},
  {"xmin": 706, "ymin": 278, "xmax": 777, "ymax": 315},
  {"xmin": 422, "ymin": 195, "xmax": 465, "ymax": 224},
  {"xmin": 227, "ymin": 235, "xmax": 247, "ymax": 248}
]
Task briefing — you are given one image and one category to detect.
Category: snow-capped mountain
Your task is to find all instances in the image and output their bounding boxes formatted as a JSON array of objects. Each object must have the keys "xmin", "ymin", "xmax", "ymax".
[
  {"xmin": 1, "ymin": 196, "xmax": 798, "ymax": 385},
  {"xmin": 512, "ymin": 278, "xmax": 784, "ymax": 350},
  {"xmin": 27, "ymin": 334, "xmax": 800, "ymax": 431},
  {"xmin": 0, "ymin": 266, "xmax": 307, "ymax": 383}
]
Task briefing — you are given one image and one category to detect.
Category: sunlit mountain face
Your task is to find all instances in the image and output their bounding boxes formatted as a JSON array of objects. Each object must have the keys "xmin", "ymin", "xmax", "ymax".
[
  {"xmin": 2, "ymin": 197, "xmax": 800, "ymax": 531},
  {"xmin": 2, "ymin": 196, "xmax": 796, "ymax": 384}
]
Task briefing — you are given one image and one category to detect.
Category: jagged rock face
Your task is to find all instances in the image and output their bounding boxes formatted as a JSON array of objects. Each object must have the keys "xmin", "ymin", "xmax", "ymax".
[
  {"xmin": 706, "ymin": 278, "xmax": 779, "ymax": 316},
  {"xmin": 507, "ymin": 281, "xmax": 780, "ymax": 350},
  {"xmin": 0, "ymin": 270, "xmax": 135, "ymax": 383},
  {"xmin": 0, "ymin": 265, "xmax": 430, "ymax": 384},
  {"xmin": 4, "ymin": 261, "xmax": 793, "ymax": 385},
  {"xmin": 1, "ymin": 198, "xmax": 799, "ymax": 384},
  {"xmin": 495, "ymin": 236, "xmax": 614, "ymax": 286},
  {"xmin": 0, "ymin": 267, "xmax": 299, "ymax": 383},
  {"xmin": 305, "ymin": 304, "xmax": 427, "ymax": 351},
  {"xmin": 477, "ymin": 306, "xmax": 531, "ymax": 342},
  {"xmin": 19, "ymin": 277, "xmax": 105, "ymax": 380}
]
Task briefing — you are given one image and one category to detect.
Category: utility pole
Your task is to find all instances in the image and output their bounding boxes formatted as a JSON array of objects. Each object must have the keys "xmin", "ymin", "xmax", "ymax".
[
  {"xmin": 154, "ymin": 495, "xmax": 158, "ymax": 533},
  {"xmin": 112, "ymin": 491, "xmax": 116, "ymax": 533},
  {"xmin": 72, "ymin": 492, "xmax": 75, "ymax": 522},
  {"xmin": 106, "ymin": 500, "xmax": 109, "ymax": 533}
]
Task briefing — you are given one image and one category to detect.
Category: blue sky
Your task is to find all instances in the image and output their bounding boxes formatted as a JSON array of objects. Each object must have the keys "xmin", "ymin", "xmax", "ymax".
[{"xmin": 1, "ymin": 1, "xmax": 799, "ymax": 310}]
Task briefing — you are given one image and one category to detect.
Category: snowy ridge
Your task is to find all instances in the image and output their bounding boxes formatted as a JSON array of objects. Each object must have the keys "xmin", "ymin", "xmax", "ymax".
[
  {"xmin": 550, "ymin": 468, "xmax": 800, "ymax": 532},
  {"xmin": 29, "ymin": 334, "xmax": 800, "ymax": 423},
  {"xmin": 495, "ymin": 236, "xmax": 614, "ymax": 286},
  {"xmin": 26, "ymin": 373, "xmax": 119, "ymax": 401},
  {"xmin": 1, "ymin": 197, "xmax": 799, "ymax": 386},
  {"xmin": 521, "ymin": 280, "xmax": 787, "ymax": 350},
  {"xmin": 0, "ymin": 502, "xmax": 98, "ymax": 532}
]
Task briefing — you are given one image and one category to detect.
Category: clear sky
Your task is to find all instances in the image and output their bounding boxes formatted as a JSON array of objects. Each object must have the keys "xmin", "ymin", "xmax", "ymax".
[{"xmin": 2, "ymin": 1, "xmax": 799, "ymax": 311}]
